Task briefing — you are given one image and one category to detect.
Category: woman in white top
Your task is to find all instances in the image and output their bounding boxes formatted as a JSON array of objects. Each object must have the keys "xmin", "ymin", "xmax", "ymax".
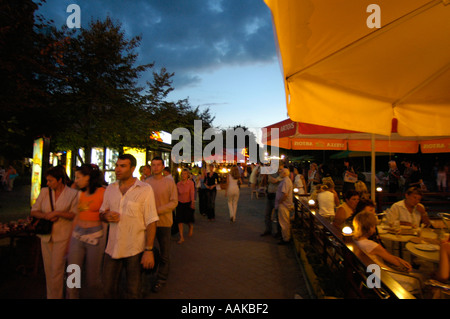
[
  {"xmin": 30, "ymin": 166, "xmax": 78, "ymax": 299},
  {"xmin": 226, "ymin": 166, "xmax": 242, "ymax": 222},
  {"xmin": 317, "ymin": 181, "xmax": 340, "ymax": 219},
  {"xmin": 293, "ymin": 167, "xmax": 307, "ymax": 195}
]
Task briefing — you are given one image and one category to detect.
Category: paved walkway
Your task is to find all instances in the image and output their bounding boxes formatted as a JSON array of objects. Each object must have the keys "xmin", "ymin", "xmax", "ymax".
[{"xmin": 0, "ymin": 184, "xmax": 310, "ymax": 299}]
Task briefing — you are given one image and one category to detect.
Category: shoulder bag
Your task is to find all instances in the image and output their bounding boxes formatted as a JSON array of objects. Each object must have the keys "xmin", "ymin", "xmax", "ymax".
[{"xmin": 31, "ymin": 188, "xmax": 54, "ymax": 235}]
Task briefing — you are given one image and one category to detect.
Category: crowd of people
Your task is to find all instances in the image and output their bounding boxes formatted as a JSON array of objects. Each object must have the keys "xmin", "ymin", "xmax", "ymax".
[
  {"xmin": 274, "ymin": 158, "xmax": 450, "ymax": 297},
  {"xmin": 24, "ymin": 155, "xmax": 450, "ymax": 298},
  {"xmin": 29, "ymin": 156, "xmax": 256, "ymax": 299}
]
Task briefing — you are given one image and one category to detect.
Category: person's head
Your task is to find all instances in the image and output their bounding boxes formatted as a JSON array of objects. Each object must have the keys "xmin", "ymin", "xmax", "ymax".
[
  {"xmin": 163, "ymin": 167, "xmax": 171, "ymax": 176},
  {"xmin": 180, "ymin": 168, "xmax": 190, "ymax": 181},
  {"xmin": 230, "ymin": 166, "xmax": 240, "ymax": 179},
  {"xmin": 355, "ymin": 198, "xmax": 376, "ymax": 214},
  {"xmin": 404, "ymin": 187, "xmax": 423, "ymax": 208},
  {"xmin": 115, "ymin": 154, "xmax": 136, "ymax": 181},
  {"xmin": 75, "ymin": 164, "xmax": 105, "ymax": 194},
  {"xmin": 150, "ymin": 157, "xmax": 165, "ymax": 176},
  {"xmin": 388, "ymin": 160, "xmax": 397, "ymax": 169},
  {"xmin": 412, "ymin": 162, "xmax": 420, "ymax": 171},
  {"xmin": 353, "ymin": 211, "xmax": 378, "ymax": 239},
  {"xmin": 293, "ymin": 167, "xmax": 300, "ymax": 175},
  {"xmin": 45, "ymin": 166, "xmax": 67, "ymax": 190},
  {"xmin": 280, "ymin": 168, "xmax": 290, "ymax": 178},
  {"xmin": 344, "ymin": 190, "xmax": 360, "ymax": 210},
  {"xmin": 344, "ymin": 159, "xmax": 351, "ymax": 167},
  {"xmin": 142, "ymin": 165, "xmax": 151, "ymax": 177},
  {"xmin": 320, "ymin": 179, "xmax": 335, "ymax": 192},
  {"xmin": 208, "ymin": 164, "xmax": 215, "ymax": 172},
  {"xmin": 354, "ymin": 181, "xmax": 368, "ymax": 194}
]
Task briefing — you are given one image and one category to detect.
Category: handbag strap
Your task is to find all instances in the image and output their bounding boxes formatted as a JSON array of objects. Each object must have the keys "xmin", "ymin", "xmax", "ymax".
[{"xmin": 49, "ymin": 188, "xmax": 55, "ymax": 211}]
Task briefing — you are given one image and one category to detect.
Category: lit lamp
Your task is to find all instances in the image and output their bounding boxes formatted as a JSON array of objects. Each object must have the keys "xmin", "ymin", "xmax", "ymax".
[
  {"xmin": 342, "ymin": 226, "xmax": 353, "ymax": 242},
  {"xmin": 376, "ymin": 187, "xmax": 383, "ymax": 192},
  {"xmin": 293, "ymin": 188, "xmax": 299, "ymax": 193},
  {"xmin": 308, "ymin": 199, "xmax": 315, "ymax": 206}
]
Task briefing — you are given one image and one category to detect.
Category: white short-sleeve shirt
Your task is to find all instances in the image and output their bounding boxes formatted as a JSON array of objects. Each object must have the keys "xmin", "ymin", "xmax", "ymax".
[
  {"xmin": 387, "ymin": 200, "xmax": 422, "ymax": 227},
  {"xmin": 100, "ymin": 179, "xmax": 159, "ymax": 259}
]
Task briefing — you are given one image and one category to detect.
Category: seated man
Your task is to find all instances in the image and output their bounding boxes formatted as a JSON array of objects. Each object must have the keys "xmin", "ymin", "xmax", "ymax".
[{"xmin": 386, "ymin": 187, "xmax": 431, "ymax": 228}]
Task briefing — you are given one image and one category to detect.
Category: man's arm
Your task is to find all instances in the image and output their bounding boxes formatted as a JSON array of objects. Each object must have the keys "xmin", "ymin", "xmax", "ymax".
[{"xmin": 141, "ymin": 221, "xmax": 157, "ymax": 269}]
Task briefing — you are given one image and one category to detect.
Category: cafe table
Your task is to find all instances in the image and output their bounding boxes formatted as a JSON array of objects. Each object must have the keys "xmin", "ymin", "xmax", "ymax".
[
  {"xmin": 377, "ymin": 225, "xmax": 419, "ymax": 258},
  {"xmin": 405, "ymin": 242, "xmax": 440, "ymax": 264}
]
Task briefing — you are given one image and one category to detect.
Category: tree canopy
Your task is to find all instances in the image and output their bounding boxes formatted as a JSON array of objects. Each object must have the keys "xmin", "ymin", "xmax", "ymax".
[{"xmin": 0, "ymin": 1, "xmax": 214, "ymax": 162}]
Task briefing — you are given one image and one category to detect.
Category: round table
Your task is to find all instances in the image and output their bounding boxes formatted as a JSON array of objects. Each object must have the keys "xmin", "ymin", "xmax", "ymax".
[
  {"xmin": 377, "ymin": 226, "xmax": 418, "ymax": 258},
  {"xmin": 405, "ymin": 242, "xmax": 440, "ymax": 264}
]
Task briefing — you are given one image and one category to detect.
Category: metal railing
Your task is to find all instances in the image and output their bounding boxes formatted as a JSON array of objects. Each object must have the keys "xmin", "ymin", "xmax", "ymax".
[{"xmin": 293, "ymin": 194, "xmax": 415, "ymax": 299}]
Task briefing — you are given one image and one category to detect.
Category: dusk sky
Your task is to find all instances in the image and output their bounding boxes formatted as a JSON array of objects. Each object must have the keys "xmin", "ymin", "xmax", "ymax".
[{"xmin": 37, "ymin": 0, "xmax": 288, "ymax": 140}]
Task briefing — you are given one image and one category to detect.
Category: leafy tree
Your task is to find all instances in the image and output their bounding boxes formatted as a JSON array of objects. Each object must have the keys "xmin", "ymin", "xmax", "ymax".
[
  {"xmin": 0, "ymin": 0, "xmax": 58, "ymax": 159},
  {"xmin": 51, "ymin": 17, "xmax": 155, "ymax": 163}
]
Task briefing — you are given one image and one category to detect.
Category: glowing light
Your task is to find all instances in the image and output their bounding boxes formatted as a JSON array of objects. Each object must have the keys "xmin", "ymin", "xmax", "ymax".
[
  {"xmin": 342, "ymin": 226, "xmax": 353, "ymax": 236},
  {"xmin": 293, "ymin": 188, "xmax": 299, "ymax": 193},
  {"xmin": 376, "ymin": 187, "xmax": 383, "ymax": 192},
  {"xmin": 308, "ymin": 199, "xmax": 315, "ymax": 206}
]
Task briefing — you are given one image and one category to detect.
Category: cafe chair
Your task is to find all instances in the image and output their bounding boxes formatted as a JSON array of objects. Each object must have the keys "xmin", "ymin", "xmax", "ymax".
[
  {"xmin": 424, "ymin": 279, "xmax": 450, "ymax": 299},
  {"xmin": 437, "ymin": 213, "xmax": 450, "ymax": 231}
]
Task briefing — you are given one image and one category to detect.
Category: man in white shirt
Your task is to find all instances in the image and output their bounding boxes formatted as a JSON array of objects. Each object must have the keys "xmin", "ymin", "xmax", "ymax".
[
  {"xmin": 275, "ymin": 168, "xmax": 294, "ymax": 245},
  {"xmin": 100, "ymin": 154, "xmax": 159, "ymax": 298},
  {"xmin": 386, "ymin": 187, "xmax": 431, "ymax": 228}
]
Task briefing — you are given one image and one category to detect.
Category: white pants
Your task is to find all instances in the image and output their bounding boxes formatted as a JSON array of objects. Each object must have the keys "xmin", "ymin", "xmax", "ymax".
[
  {"xmin": 41, "ymin": 238, "xmax": 70, "ymax": 299},
  {"xmin": 278, "ymin": 205, "xmax": 291, "ymax": 242},
  {"xmin": 227, "ymin": 188, "xmax": 240, "ymax": 221}
]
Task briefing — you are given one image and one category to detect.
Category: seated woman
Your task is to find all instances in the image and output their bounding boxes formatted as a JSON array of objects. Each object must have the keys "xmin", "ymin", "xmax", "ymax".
[
  {"xmin": 347, "ymin": 198, "xmax": 383, "ymax": 245},
  {"xmin": 317, "ymin": 180, "xmax": 339, "ymax": 219},
  {"xmin": 333, "ymin": 190, "xmax": 360, "ymax": 229},
  {"xmin": 353, "ymin": 211, "xmax": 424, "ymax": 294},
  {"xmin": 386, "ymin": 187, "xmax": 431, "ymax": 228}
]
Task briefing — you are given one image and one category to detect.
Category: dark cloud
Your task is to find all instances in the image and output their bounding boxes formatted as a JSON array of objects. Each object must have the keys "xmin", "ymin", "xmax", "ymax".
[{"xmin": 38, "ymin": 0, "xmax": 276, "ymax": 89}]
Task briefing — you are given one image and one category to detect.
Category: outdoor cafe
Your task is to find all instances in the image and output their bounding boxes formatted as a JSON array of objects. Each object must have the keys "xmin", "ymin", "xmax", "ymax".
[{"xmin": 292, "ymin": 189, "xmax": 450, "ymax": 299}]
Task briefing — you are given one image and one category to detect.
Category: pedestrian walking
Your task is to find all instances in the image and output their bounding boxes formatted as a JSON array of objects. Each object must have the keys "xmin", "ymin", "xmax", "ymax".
[
  {"xmin": 225, "ymin": 165, "xmax": 242, "ymax": 222},
  {"xmin": 145, "ymin": 156, "xmax": 178, "ymax": 293},
  {"xmin": 30, "ymin": 166, "xmax": 78, "ymax": 299},
  {"xmin": 205, "ymin": 164, "xmax": 219, "ymax": 221},
  {"xmin": 261, "ymin": 166, "xmax": 283, "ymax": 237},
  {"xmin": 100, "ymin": 154, "xmax": 159, "ymax": 298},
  {"xmin": 66, "ymin": 164, "xmax": 107, "ymax": 299},
  {"xmin": 275, "ymin": 168, "xmax": 294, "ymax": 245},
  {"xmin": 176, "ymin": 168, "xmax": 195, "ymax": 243}
]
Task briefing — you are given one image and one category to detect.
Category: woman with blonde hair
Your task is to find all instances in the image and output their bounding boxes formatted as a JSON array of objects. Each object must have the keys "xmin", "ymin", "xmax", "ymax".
[
  {"xmin": 226, "ymin": 166, "xmax": 242, "ymax": 222},
  {"xmin": 317, "ymin": 180, "xmax": 340, "ymax": 219},
  {"xmin": 353, "ymin": 211, "xmax": 424, "ymax": 293},
  {"xmin": 354, "ymin": 181, "xmax": 370, "ymax": 200}
]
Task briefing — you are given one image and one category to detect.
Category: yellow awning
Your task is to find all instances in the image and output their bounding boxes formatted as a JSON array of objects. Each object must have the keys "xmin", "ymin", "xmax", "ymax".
[{"xmin": 264, "ymin": 0, "xmax": 450, "ymax": 136}]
